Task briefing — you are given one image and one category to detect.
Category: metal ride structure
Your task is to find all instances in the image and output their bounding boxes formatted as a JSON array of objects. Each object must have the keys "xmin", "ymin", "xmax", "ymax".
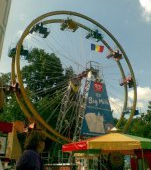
[{"xmin": 10, "ymin": 11, "xmax": 137, "ymax": 144}]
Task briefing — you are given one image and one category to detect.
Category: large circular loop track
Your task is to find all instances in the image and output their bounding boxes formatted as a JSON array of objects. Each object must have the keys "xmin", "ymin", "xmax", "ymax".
[{"xmin": 13, "ymin": 11, "xmax": 137, "ymax": 142}]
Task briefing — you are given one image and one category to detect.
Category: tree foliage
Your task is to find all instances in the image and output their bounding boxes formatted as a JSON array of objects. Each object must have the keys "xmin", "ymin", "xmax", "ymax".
[
  {"xmin": 0, "ymin": 48, "xmax": 76, "ymax": 131},
  {"xmin": 0, "ymin": 73, "xmax": 26, "ymax": 122},
  {"xmin": 128, "ymin": 102, "xmax": 151, "ymax": 138},
  {"xmin": 22, "ymin": 49, "xmax": 64, "ymax": 97},
  {"xmin": 21, "ymin": 48, "xmax": 69, "ymax": 129}
]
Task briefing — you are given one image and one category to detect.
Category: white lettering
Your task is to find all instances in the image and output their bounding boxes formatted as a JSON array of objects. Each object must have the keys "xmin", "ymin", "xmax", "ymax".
[
  {"xmin": 88, "ymin": 97, "xmax": 98, "ymax": 106},
  {"xmin": 88, "ymin": 97, "xmax": 109, "ymax": 106}
]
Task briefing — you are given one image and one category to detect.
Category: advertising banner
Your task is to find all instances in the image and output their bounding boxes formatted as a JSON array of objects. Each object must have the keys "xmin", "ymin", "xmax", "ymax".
[{"xmin": 81, "ymin": 81, "xmax": 114, "ymax": 137}]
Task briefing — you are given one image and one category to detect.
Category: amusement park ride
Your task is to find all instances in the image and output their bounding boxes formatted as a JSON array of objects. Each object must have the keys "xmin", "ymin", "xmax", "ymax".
[{"xmin": 0, "ymin": 11, "xmax": 139, "ymax": 169}]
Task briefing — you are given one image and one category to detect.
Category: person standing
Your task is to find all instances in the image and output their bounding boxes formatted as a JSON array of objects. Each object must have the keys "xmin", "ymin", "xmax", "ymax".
[{"xmin": 16, "ymin": 129, "xmax": 46, "ymax": 170}]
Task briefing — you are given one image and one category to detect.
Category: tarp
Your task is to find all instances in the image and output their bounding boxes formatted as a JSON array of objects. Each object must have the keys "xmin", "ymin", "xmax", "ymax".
[
  {"xmin": 62, "ymin": 133, "xmax": 151, "ymax": 154},
  {"xmin": 0, "ymin": 121, "xmax": 13, "ymax": 133}
]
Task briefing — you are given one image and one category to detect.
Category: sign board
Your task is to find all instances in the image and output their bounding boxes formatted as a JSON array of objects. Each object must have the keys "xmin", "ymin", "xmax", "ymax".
[{"xmin": 81, "ymin": 81, "xmax": 114, "ymax": 137}]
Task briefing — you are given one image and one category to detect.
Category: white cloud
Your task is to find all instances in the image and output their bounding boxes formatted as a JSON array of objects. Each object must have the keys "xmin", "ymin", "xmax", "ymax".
[
  {"xmin": 129, "ymin": 86, "xmax": 151, "ymax": 101},
  {"xmin": 109, "ymin": 86, "xmax": 151, "ymax": 117},
  {"xmin": 139, "ymin": 0, "xmax": 151, "ymax": 13},
  {"xmin": 109, "ymin": 97, "xmax": 123, "ymax": 118},
  {"xmin": 139, "ymin": 0, "xmax": 151, "ymax": 21},
  {"xmin": 129, "ymin": 86, "xmax": 151, "ymax": 111}
]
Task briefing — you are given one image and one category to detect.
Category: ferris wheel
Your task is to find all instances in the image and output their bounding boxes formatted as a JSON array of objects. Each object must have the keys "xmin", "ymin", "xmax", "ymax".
[{"xmin": 10, "ymin": 11, "xmax": 137, "ymax": 143}]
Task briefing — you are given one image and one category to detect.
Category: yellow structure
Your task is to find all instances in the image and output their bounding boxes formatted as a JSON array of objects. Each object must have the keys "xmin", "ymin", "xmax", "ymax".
[
  {"xmin": 0, "ymin": 0, "xmax": 12, "ymax": 58},
  {"xmin": 5, "ymin": 122, "xmax": 22, "ymax": 161},
  {"xmin": 6, "ymin": 130, "xmax": 21, "ymax": 160}
]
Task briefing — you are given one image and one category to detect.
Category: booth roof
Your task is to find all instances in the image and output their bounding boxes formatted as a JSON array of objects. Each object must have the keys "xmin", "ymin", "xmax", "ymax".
[{"xmin": 62, "ymin": 133, "xmax": 151, "ymax": 153}]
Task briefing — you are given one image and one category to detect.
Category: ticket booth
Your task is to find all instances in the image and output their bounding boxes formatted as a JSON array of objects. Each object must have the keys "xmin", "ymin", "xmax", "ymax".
[{"xmin": 0, "ymin": 121, "xmax": 22, "ymax": 169}]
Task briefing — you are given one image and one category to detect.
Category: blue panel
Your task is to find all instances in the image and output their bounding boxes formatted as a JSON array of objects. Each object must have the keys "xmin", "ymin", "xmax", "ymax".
[{"xmin": 81, "ymin": 81, "xmax": 114, "ymax": 137}]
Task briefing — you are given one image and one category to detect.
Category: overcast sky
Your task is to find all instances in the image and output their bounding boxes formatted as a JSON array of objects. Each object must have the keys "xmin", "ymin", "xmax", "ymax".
[{"xmin": 0, "ymin": 0, "xmax": 151, "ymax": 112}]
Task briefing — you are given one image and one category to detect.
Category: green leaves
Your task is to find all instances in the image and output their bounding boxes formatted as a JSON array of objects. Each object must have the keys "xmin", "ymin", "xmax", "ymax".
[{"xmin": 128, "ymin": 101, "xmax": 151, "ymax": 139}]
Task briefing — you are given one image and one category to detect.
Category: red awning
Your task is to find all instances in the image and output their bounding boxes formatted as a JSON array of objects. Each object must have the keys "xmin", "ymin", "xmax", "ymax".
[
  {"xmin": 62, "ymin": 137, "xmax": 96, "ymax": 152},
  {"xmin": 0, "ymin": 121, "xmax": 13, "ymax": 133},
  {"xmin": 63, "ymin": 140, "xmax": 87, "ymax": 152}
]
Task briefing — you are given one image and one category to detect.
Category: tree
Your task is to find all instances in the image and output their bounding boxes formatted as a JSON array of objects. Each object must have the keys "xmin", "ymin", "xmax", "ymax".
[
  {"xmin": 0, "ymin": 48, "xmax": 76, "ymax": 129},
  {"xmin": 22, "ymin": 48, "xmax": 64, "ymax": 98},
  {"xmin": 0, "ymin": 73, "xmax": 26, "ymax": 122},
  {"xmin": 128, "ymin": 101, "xmax": 151, "ymax": 138},
  {"xmin": 21, "ymin": 48, "xmax": 71, "ymax": 129}
]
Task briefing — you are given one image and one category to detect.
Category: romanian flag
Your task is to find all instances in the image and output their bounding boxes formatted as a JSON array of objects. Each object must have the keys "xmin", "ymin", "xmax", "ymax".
[{"xmin": 91, "ymin": 43, "xmax": 104, "ymax": 52}]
